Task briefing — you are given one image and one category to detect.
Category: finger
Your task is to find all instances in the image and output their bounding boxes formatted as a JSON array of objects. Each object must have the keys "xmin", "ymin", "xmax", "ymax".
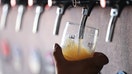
[
  {"xmin": 53, "ymin": 43, "xmax": 66, "ymax": 62},
  {"xmin": 93, "ymin": 52, "xmax": 109, "ymax": 66},
  {"xmin": 100, "ymin": 0, "xmax": 106, "ymax": 8}
]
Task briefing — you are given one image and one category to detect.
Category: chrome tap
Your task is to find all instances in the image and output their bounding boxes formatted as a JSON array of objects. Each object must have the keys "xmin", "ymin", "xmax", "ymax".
[
  {"xmin": 49, "ymin": 0, "xmax": 72, "ymax": 35},
  {"xmin": 15, "ymin": 0, "xmax": 28, "ymax": 32},
  {"xmin": 106, "ymin": 0, "xmax": 127, "ymax": 42},
  {"xmin": 78, "ymin": 0, "xmax": 97, "ymax": 39},
  {"xmin": 32, "ymin": 0, "xmax": 47, "ymax": 34},
  {"xmin": 0, "ymin": 0, "xmax": 10, "ymax": 30},
  {"xmin": 106, "ymin": 8, "xmax": 118, "ymax": 42},
  {"xmin": 32, "ymin": 5, "xmax": 43, "ymax": 33}
]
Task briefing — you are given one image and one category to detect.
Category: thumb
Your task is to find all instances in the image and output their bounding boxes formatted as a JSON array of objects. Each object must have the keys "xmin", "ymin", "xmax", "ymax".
[
  {"xmin": 53, "ymin": 43, "xmax": 66, "ymax": 63},
  {"xmin": 93, "ymin": 52, "xmax": 109, "ymax": 66}
]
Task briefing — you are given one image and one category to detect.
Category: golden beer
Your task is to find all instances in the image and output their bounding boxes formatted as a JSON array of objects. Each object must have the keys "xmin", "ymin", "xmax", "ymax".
[{"xmin": 62, "ymin": 38, "xmax": 94, "ymax": 61}]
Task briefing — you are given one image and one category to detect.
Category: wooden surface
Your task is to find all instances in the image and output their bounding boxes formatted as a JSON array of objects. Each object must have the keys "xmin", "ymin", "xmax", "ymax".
[{"xmin": 0, "ymin": 5, "xmax": 132, "ymax": 74}]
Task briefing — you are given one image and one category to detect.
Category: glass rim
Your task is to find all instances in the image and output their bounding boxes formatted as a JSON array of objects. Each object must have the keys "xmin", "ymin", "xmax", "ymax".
[{"xmin": 66, "ymin": 22, "xmax": 98, "ymax": 29}]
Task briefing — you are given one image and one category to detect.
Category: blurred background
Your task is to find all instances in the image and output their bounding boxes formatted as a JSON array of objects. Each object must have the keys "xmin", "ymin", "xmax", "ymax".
[{"xmin": 0, "ymin": 0, "xmax": 132, "ymax": 74}]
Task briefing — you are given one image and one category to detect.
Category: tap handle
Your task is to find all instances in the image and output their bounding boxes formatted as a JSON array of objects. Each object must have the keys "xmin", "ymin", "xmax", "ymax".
[
  {"xmin": 0, "ymin": 4, "xmax": 10, "ymax": 30},
  {"xmin": 15, "ymin": 5, "xmax": 25, "ymax": 32},
  {"xmin": 79, "ymin": 8, "xmax": 89, "ymax": 39},
  {"xmin": 51, "ymin": 0, "xmax": 71, "ymax": 35},
  {"xmin": 105, "ymin": 0, "xmax": 127, "ymax": 42},
  {"xmin": 53, "ymin": 7, "xmax": 63, "ymax": 35},
  {"xmin": 106, "ymin": 8, "xmax": 118, "ymax": 42},
  {"xmin": 32, "ymin": 6, "xmax": 43, "ymax": 33},
  {"xmin": 78, "ymin": 0, "xmax": 97, "ymax": 39}
]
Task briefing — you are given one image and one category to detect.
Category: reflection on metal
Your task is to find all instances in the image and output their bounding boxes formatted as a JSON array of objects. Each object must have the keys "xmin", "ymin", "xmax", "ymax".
[
  {"xmin": 106, "ymin": 8, "xmax": 118, "ymax": 42},
  {"xmin": 53, "ymin": 7, "xmax": 63, "ymax": 35},
  {"xmin": 32, "ymin": 6, "xmax": 43, "ymax": 34},
  {"xmin": 0, "ymin": 4, "xmax": 10, "ymax": 30},
  {"xmin": 15, "ymin": 5, "xmax": 25, "ymax": 32}
]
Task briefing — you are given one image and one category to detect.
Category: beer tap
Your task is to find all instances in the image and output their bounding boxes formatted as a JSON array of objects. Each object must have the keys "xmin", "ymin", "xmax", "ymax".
[
  {"xmin": 15, "ymin": 0, "xmax": 28, "ymax": 32},
  {"xmin": 0, "ymin": 0, "xmax": 10, "ymax": 30},
  {"xmin": 105, "ymin": 0, "xmax": 127, "ymax": 42},
  {"xmin": 78, "ymin": 0, "xmax": 97, "ymax": 39},
  {"xmin": 48, "ymin": 0, "xmax": 72, "ymax": 35},
  {"xmin": 32, "ymin": 0, "xmax": 47, "ymax": 34}
]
